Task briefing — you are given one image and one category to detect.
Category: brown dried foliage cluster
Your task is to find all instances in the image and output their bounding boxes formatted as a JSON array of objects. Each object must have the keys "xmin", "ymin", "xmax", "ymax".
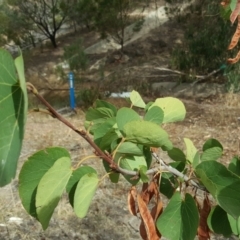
[
  {"xmin": 197, "ymin": 195, "xmax": 211, "ymax": 240},
  {"xmin": 221, "ymin": 0, "xmax": 240, "ymax": 63},
  {"xmin": 127, "ymin": 175, "xmax": 162, "ymax": 240},
  {"xmin": 127, "ymin": 174, "xmax": 212, "ymax": 240}
]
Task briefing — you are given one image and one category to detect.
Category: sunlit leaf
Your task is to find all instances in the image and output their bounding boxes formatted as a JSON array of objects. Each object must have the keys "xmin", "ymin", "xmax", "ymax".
[
  {"xmin": 184, "ymin": 138, "xmax": 198, "ymax": 164},
  {"xmin": 19, "ymin": 147, "xmax": 70, "ymax": 218},
  {"xmin": 124, "ymin": 120, "xmax": 172, "ymax": 150},
  {"xmin": 130, "ymin": 90, "xmax": 146, "ymax": 108},
  {"xmin": 116, "ymin": 107, "xmax": 140, "ymax": 132},
  {"xmin": 36, "ymin": 157, "xmax": 72, "ymax": 230},
  {"xmin": 66, "ymin": 166, "xmax": 97, "ymax": 206},
  {"xmin": 139, "ymin": 165, "xmax": 149, "ymax": 183},
  {"xmin": 144, "ymin": 106, "xmax": 164, "ymax": 124},
  {"xmin": 117, "ymin": 142, "xmax": 143, "ymax": 155},
  {"xmin": 74, "ymin": 173, "xmax": 98, "ymax": 218},
  {"xmin": 151, "ymin": 97, "xmax": 186, "ymax": 123}
]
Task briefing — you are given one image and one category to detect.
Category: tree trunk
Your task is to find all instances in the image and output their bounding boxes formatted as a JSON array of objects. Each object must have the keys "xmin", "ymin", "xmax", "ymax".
[{"xmin": 49, "ymin": 34, "xmax": 58, "ymax": 48}]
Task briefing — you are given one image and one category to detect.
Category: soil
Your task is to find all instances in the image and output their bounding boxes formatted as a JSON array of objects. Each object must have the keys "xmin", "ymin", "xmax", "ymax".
[{"xmin": 1, "ymin": 5, "xmax": 240, "ymax": 240}]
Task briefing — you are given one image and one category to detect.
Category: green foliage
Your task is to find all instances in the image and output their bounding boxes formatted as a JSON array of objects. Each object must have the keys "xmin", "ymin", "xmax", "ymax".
[
  {"xmin": 207, "ymin": 206, "xmax": 234, "ymax": 237},
  {"xmin": 63, "ymin": 39, "xmax": 88, "ymax": 71},
  {"xmin": 0, "ymin": 49, "xmax": 27, "ymax": 186},
  {"xmin": 94, "ymin": 0, "xmax": 135, "ymax": 50},
  {"xmin": 36, "ymin": 157, "xmax": 72, "ymax": 229},
  {"xmin": 156, "ymin": 192, "xmax": 199, "ymax": 240},
  {"xmin": 2, "ymin": 49, "xmax": 240, "ymax": 239},
  {"xmin": 195, "ymin": 161, "xmax": 240, "ymax": 218},
  {"xmin": 76, "ymin": 87, "xmax": 100, "ymax": 108},
  {"xmin": 73, "ymin": 173, "xmax": 99, "ymax": 218},
  {"xmin": 150, "ymin": 97, "xmax": 186, "ymax": 123},
  {"xmin": 19, "ymin": 147, "xmax": 71, "ymax": 219},
  {"xmin": 169, "ymin": 0, "xmax": 236, "ymax": 76}
]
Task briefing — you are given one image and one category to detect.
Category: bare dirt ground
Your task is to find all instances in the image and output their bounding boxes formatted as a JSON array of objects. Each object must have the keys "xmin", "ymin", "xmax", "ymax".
[
  {"xmin": 1, "ymin": 12, "xmax": 240, "ymax": 240},
  {"xmin": 1, "ymin": 94, "xmax": 240, "ymax": 240}
]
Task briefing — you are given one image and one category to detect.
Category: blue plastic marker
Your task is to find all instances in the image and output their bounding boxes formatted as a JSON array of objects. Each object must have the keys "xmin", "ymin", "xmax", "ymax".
[{"xmin": 68, "ymin": 72, "xmax": 76, "ymax": 110}]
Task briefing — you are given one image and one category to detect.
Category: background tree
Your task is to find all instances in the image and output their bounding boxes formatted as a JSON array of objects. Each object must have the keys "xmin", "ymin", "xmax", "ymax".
[
  {"xmin": 6, "ymin": 0, "xmax": 76, "ymax": 48},
  {"xmin": 68, "ymin": 0, "xmax": 97, "ymax": 31},
  {"xmin": 0, "ymin": 3, "xmax": 36, "ymax": 48},
  {"xmin": 94, "ymin": 0, "xmax": 134, "ymax": 52}
]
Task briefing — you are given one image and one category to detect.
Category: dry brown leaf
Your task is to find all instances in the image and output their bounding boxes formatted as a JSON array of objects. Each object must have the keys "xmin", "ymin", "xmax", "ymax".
[
  {"xmin": 141, "ymin": 181, "xmax": 159, "ymax": 206},
  {"xmin": 227, "ymin": 49, "xmax": 240, "ymax": 64},
  {"xmin": 139, "ymin": 219, "xmax": 148, "ymax": 240},
  {"xmin": 137, "ymin": 194, "xmax": 160, "ymax": 240},
  {"xmin": 197, "ymin": 196, "xmax": 211, "ymax": 240},
  {"xmin": 128, "ymin": 186, "xmax": 137, "ymax": 216},
  {"xmin": 230, "ymin": 0, "xmax": 240, "ymax": 24},
  {"xmin": 228, "ymin": 15, "xmax": 240, "ymax": 49},
  {"xmin": 151, "ymin": 202, "xmax": 163, "ymax": 238},
  {"xmin": 151, "ymin": 201, "xmax": 163, "ymax": 222}
]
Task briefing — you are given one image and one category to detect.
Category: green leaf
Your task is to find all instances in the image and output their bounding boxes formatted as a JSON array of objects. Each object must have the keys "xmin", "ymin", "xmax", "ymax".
[
  {"xmin": 201, "ymin": 147, "xmax": 223, "ymax": 161},
  {"xmin": 36, "ymin": 157, "xmax": 72, "ymax": 230},
  {"xmin": 123, "ymin": 120, "xmax": 172, "ymax": 150},
  {"xmin": 144, "ymin": 106, "xmax": 164, "ymax": 124},
  {"xmin": 95, "ymin": 99, "xmax": 117, "ymax": 114},
  {"xmin": 228, "ymin": 156, "xmax": 240, "ymax": 176},
  {"xmin": 86, "ymin": 107, "xmax": 114, "ymax": 121},
  {"xmin": 207, "ymin": 206, "xmax": 233, "ymax": 237},
  {"xmin": 102, "ymin": 160, "xmax": 120, "ymax": 183},
  {"xmin": 66, "ymin": 166, "xmax": 97, "ymax": 206},
  {"xmin": 195, "ymin": 161, "xmax": 240, "ymax": 218},
  {"xmin": 139, "ymin": 165, "xmax": 149, "ymax": 182},
  {"xmin": 117, "ymin": 142, "xmax": 143, "ymax": 155},
  {"xmin": 0, "ymin": 49, "xmax": 27, "ymax": 186},
  {"xmin": 143, "ymin": 146, "xmax": 152, "ymax": 169},
  {"xmin": 157, "ymin": 192, "xmax": 199, "ymax": 240},
  {"xmin": 151, "ymin": 97, "xmax": 186, "ymax": 123},
  {"xmin": 130, "ymin": 90, "xmax": 146, "ymax": 108},
  {"xmin": 118, "ymin": 155, "xmax": 146, "ymax": 184},
  {"xmin": 203, "ymin": 138, "xmax": 223, "ymax": 151},
  {"xmin": 74, "ymin": 173, "xmax": 99, "ymax": 218},
  {"xmin": 145, "ymin": 101, "xmax": 154, "ymax": 111},
  {"xmin": 93, "ymin": 117, "xmax": 116, "ymax": 142},
  {"xmin": 167, "ymin": 147, "xmax": 186, "ymax": 162},
  {"xmin": 99, "ymin": 129, "xmax": 120, "ymax": 151},
  {"xmin": 184, "ymin": 138, "xmax": 197, "ymax": 164},
  {"xmin": 14, "ymin": 49, "xmax": 28, "ymax": 114},
  {"xmin": 159, "ymin": 173, "xmax": 177, "ymax": 198},
  {"xmin": 116, "ymin": 107, "xmax": 140, "ymax": 132},
  {"xmin": 169, "ymin": 161, "xmax": 186, "ymax": 172},
  {"xmin": 19, "ymin": 147, "xmax": 70, "ymax": 218},
  {"xmin": 201, "ymin": 139, "xmax": 223, "ymax": 162},
  {"xmin": 227, "ymin": 214, "xmax": 240, "ymax": 236}
]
